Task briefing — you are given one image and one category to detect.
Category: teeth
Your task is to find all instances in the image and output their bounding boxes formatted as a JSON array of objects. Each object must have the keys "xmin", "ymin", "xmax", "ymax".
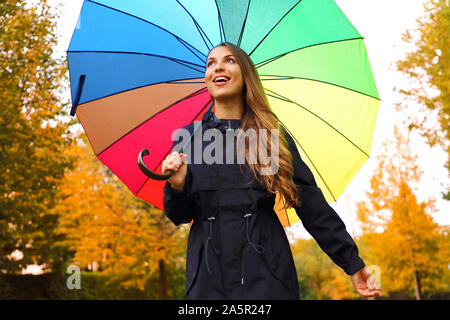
[{"xmin": 214, "ymin": 76, "xmax": 229, "ymax": 82}]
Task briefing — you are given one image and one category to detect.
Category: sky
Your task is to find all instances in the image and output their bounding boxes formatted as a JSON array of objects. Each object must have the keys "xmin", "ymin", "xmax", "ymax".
[{"xmin": 48, "ymin": 0, "xmax": 449, "ymax": 242}]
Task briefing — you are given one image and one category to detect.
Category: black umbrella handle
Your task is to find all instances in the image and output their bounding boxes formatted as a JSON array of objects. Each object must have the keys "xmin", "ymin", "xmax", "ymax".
[{"xmin": 138, "ymin": 148, "xmax": 174, "ymax": 181}]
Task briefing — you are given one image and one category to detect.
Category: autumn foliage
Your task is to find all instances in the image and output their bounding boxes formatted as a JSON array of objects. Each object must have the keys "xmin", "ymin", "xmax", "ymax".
[
  {"xmin": 355, "ymin": 126, "xmax": 449, "ymax": 299},
  {"xmin": 0, "ymin": 0, "xmax": 74, "ymax": 273},
  {"xmin": 1, "ymin": 0, "xmax": 449, "ymax": 300},
  {"xmin": 53, "ymin": 135, "xmax": 188, "ymax": 298}
]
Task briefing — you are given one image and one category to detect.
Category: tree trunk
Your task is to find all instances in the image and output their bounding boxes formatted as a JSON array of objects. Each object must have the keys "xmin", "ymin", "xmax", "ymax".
[
  {"xmin": 412, "ymin": 269, "xmax": 422, "ymax": 300},
  {"xmin": 406, "ymin": 233, "xmax": 421, "ymax": 300},
  {"xmin": 158, "ymin": 259, "xmax": 168, "ymax": 300}
]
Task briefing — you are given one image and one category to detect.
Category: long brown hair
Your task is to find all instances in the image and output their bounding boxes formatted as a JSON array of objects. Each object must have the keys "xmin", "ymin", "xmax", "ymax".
[{"xmin": 207, "ymin": 42, "xmax": 300, "ymax": 209}]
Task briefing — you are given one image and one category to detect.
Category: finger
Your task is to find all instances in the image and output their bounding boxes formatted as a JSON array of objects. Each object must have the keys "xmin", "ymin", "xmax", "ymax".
[
  {"xmin": 176, "ymin": 154, "xmax": 187, "ymax": 166},
  {"xmin": 163, "ymin": 167, "xmax": 174, "ymax": 174},
  {"xmin": 358, "ymin": 288, "xmax": 381, "ymax": 297},
  {"xmin": 366, "ymin": 274, "xmax": 379, "ymax": 291},
  {"xmin": 367, "ymin": 278, "xmax": 373, "ymax": 290},
  {"xmin": 170, "ymin": 154, "xmax": 182, "ymax": 163},
  {"xmin": 358, "ymin": 289, "xmax": 381, "ymax": 297},
  {"xmin": 370, "ymin": 289, "xmax": 382, "ymax": 297},
  {"xmin": 371, "ymin": 281, "xmax": 378, "ymax": 291},
  {"xmin": 167, "ymin": 157, "xmax": 182, "ymax": 166},
  {"xmin": 171, "ymin": 159, "xmax": 182, "ymax": 168},
  {"xmin": 369, "ymin": 276, "xmax": 379, "ymax": 290},
  {"xmin": 165, "ymin": 164, "xmax": 178, "ymax": 172},
  {"xmin": 167, "ymin": 152, "xmax": 179, "ymax": 162}
]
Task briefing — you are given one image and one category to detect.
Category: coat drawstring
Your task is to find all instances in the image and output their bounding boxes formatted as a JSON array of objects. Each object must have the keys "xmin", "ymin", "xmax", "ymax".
[
  {"xmin": 241, "ymin": 213, "xmax": 265, "ymax": 285},
  {"xmin": 205, "ymin": 216, "xmax": 220, "ymax": 275}
]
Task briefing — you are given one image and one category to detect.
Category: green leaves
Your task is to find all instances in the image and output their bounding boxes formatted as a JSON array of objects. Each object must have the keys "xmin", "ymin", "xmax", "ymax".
[{"xmin": 0, "ymin": 0, "xmax": 75, "ymax": 273}]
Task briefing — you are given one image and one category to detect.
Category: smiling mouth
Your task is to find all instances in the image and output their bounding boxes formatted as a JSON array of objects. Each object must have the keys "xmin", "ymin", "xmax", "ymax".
[
  {"xmin": 213, "ymin": 75, "xmax": 231, "ymax": 83},
  {"xmin": 213, "ymin": 77, "xmax": 230, "ymax": 85}
]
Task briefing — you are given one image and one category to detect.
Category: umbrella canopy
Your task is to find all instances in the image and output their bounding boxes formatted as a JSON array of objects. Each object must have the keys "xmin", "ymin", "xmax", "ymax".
[{"xmin": 67, "ymin": 0, "xmax": 380, "ymax": 227}]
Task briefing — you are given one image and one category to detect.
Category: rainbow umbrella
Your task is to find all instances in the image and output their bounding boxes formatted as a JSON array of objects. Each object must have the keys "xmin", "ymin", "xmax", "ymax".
[{"xmin": 67, "ymin": 0, "xmax": 380, "ymax": 227}]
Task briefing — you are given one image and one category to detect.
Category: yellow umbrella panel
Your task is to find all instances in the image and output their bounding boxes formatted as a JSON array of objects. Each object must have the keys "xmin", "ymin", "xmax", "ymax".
[{"xmin": 258, "ymin": 40, "xmax": 380, "ymax": 227}]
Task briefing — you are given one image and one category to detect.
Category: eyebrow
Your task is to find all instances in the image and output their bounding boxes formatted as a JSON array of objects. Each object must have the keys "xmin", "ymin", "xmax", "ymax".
[{"xmin": 206, "ymin": 54, "xmax": 235, "ymax": 61}]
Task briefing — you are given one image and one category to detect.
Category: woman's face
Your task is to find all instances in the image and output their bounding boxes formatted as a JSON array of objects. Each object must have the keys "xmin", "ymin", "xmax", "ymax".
[{"xmin": 205, "ymin": 46, "xmax": 244, "ymax": 102}]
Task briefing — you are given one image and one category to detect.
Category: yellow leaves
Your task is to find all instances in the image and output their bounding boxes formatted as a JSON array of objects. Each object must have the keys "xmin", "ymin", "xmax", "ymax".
[
  {"xmin": 355, "ymin": 126, "xmax": 447, "ymax": 298},
  {"xmin": 395, "ymin": 0, "xmax": 450, "ymax": 190},
  {"xmin": 54, "ymin": 136, "xmax": 188, "ymax": 292},
  {"xmin": 0, "ymin": 1, "xmax": 76, "ymax": 273}
]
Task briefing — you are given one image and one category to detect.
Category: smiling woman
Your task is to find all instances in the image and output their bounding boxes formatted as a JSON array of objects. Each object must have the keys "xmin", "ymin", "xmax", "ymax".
[
  {"xmin": 162, "ymin": 42, "xmax": 380, "ymax": 300},
  {"xmin": 205, "ymin": 46, "xmax": 245, "ymax": 120},
  {"xmin": 202, "ymin": 42, "xmax": 301, "ymax": 211},
  {"xmin": 63, "ymin": 0, "xmax": 390, "ymax": 301}
]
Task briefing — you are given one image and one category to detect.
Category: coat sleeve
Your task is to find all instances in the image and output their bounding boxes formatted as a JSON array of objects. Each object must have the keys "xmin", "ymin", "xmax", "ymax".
[
  {"xmin": 162, "ymin": 130, "xmax": 196, "ymax": 226},
  {"xmin": 283, "ymin": 128, "xmax": 366, "ymax": 275}
]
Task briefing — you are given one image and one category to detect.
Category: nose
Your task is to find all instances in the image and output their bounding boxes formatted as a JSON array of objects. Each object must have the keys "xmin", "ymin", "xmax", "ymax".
[
  {"xmin": 206, "ymin": 58, "xmax": 228, "ymax": 81},
  {"xmin": 214, "ymin": 61, "xmax": 225, "ymax": 72},
  {"xmin": 206, "ymin": 63, "xmax": 225, "ymax": 82}
]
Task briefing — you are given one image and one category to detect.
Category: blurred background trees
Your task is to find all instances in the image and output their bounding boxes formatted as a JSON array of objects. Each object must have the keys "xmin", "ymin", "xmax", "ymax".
[
  {"xmin": 355, "ymin": 126, "xmax": 449, "ymax": 299},
  {"xmin": 53, "ymin": 135, "xmax": 188, "ymax": 298},
  {"xmin": 291, "ymin": 126, "xmax": 448, "ymax": 300},
  {"xmin": 395, "ymin": 0, "xmax": 450, "ymax": 200},
  {"xmin": 0, "ymin": 0, "xmax": 448, "ymax": 299},
  {"xmin": 0, "ymin": 0, "xmax": 188, "ymax": 299},
  {"xmin": 0, "ymin": 0, "xmax": 74, "ymax": 274}
]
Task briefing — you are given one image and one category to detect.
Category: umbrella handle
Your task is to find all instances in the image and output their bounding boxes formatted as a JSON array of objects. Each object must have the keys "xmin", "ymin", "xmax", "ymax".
[{"xmin": 138, "ymin": 148, "xmax": 174, "ymax": 181}]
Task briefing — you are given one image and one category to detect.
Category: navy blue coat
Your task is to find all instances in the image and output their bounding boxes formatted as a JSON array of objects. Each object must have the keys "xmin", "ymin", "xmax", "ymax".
[{"xmin": 163, "ymin": 110, "xmax": 365, "ymax": 300}]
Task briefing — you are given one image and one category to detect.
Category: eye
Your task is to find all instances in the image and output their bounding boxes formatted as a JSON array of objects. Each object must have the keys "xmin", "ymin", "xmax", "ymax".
[{"xmin": 206, "ymin": 57, "xmax": 234, "ymax": 68}]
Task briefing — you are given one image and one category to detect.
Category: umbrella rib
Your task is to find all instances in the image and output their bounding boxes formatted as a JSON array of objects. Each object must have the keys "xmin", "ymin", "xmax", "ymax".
[
  {"xmin": 259, "ymin": 76, "xmax": 293, "ymax": 80},
  {"xmin": 254, "ymin": 37, "xmax": 364, "ymax": 69},
  {"xmin": 278, "ymin": 121, "xmax": 338, "ymax": 203},
  {"xmin": 264, "ymin": 87, "xmax": 371, "ymax": 159},
  {"xmin": 261, "ymin": 75, "xmax": 379, "ymax": 101},
  {"xmin": 76, "ymin": 78, "xmax": 206, "ymax": 107},
  {"xmin": 175, "ymin": 0, "xmax": 214, "ymax": 51},
  {"xmin": 248, "ymin": 0, "xmax": 303, "ymax": 57},
  {"xmin": 87, "ymin": 0, "xmax": 208, "ymax": 62},
  {"xmin": 135, "ymin": 99, "xmax": 213, "ymax": 197},
  {"xmin": 166, "ymin": 80, "xmax": 206, "ymax": 84},
  {"xmin": 237, "ymin": 0, "xmax": 251, "ymax": 48},
  {"xmin": 97, "ymin": 87, "xmax": 209, "ymax": 158},
  {"xmin": 214, "ymin": 0, "xmax": 225, "ymax": 43},
  {"xmin": 67, "ymin": 50, "xmax": 206, "ymax": 71},
  {"xmin": 265, "ymin": 92, "xmax": 291, "ymax": 104}
]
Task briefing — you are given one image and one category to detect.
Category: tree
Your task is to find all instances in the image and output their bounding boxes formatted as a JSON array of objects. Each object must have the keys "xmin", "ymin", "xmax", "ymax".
[
  {"xmin": 0, "ymin": 0, "xmax": 74, "ymax": 273},
  {"xmin": 356, "ymin": 126, "xmax": 449, "ymax": 299},
  {"xmin": 291, "ymin": 238, "xmax": 361, "ymax": 300},
  {"xmin": 54, "ymin": 136, "xmax": 188, "ymax": 298},
  {"xmin": 395, "ymin": 0, "xmax": 450, "ymax": 200}
]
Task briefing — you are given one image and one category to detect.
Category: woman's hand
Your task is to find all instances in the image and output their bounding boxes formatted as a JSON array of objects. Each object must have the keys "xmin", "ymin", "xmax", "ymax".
[
  {"xmin": 350, "ymin": 267, "xmax": 382, "ymax": 298},
  {"xmin": 162, "ymin": 151, "xmax": 188, "ymax": 191}
]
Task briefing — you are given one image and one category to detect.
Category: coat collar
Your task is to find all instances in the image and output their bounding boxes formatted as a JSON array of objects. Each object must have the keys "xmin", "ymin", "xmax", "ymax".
[{"xmin": 202, "ymin": 110, "xmax": 242, "ymax": 133}]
